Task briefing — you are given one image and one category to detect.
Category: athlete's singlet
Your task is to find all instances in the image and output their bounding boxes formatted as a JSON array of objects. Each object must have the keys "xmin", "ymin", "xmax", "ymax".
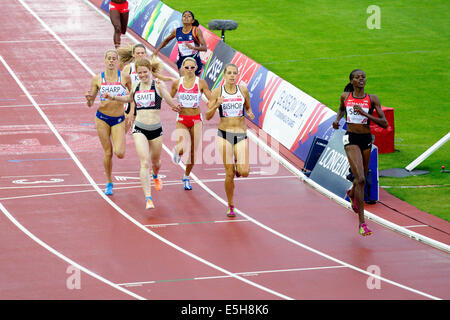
[
  {"xmin": 176, "ymin": 26, "xmax": 200, "ymax": 58},
  {"xmin": 133, "ymin": 81, "xmax": 162, "ymax": 111},
  {"xmin": 345, "ymin": 92, "xmax": 372, "ymax": 125},
  {"xmin": 99, "ymin": 71, "xmax": 127, "ymax": 102},
  {"xmin": 177, "ymin": 76, "xmax": 201, "ymax": 109},
  {"xmin": 219, "ymin": 86, "xmax": 245, "ymax": 118}
]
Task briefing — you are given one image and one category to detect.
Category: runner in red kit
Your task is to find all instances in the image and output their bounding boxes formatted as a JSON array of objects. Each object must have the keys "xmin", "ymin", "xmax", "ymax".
[
  {"xmin": 170, "ymin": 57, "xmax": 211, "ymax": 190},
  {"xmin": 332, "ymin": 69, "xmax": 388, "ymax": 236},
  {"xmin": 109, "ymin": 0, "xmax": 129, "ymax": 49}
]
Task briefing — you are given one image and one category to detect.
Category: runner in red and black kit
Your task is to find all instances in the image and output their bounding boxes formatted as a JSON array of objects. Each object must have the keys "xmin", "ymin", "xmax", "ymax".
[
  {"xmin": 109, "ymin": 0, "xmax": 129, "ymax": 48},
  {"xmin": 333, "ymin": 69, "xmax": 388, "ymax": 236},
  {"xmin": 153, "ymin": 10, "xmax": 206, "ymax": 76}
]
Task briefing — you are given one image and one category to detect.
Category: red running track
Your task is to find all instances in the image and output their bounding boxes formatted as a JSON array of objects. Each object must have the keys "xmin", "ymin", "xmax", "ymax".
[{"xmin": 0, "ymin": 0, "xmax": 449, "ymax": 301}]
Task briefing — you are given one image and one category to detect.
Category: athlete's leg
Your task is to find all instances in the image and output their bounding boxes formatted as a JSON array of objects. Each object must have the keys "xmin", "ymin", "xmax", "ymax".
[
  {"xmin": 110, "ymin": 121, "xmax": 126, "ymax": 159},
  {"xmin": 109, "ymin": 9, "xmax": 122, "ymax": 48},
  {"xmin": 185, "ymin": 120, "xmax": 202, "ymax": 177},
  {"xmin": 133, "ymin": 132, "xmax": 152, "ymax": 198},
  {"xmin": 95, "ymin": 118, "xmax": 114, "ymax": 183},
  {"xmin": 150, "ymin": 135, "xmax": 163, "ymax": 178},
  {"xmin": 173, "ymin": 121, "xmax": 189, "ymax": 161},
  {"xmin": 119, "ymin": 12, "xmax": 129, "ymax": 35},
  {"xmin": 344, "ymin": 145, "xmax": 366, "ymax": 224},
  {"xmin": 234, "ymin": 137, "xmax": 250, "ymax": 178},
  {"xmin": 217, "ymin": 135, "xmax": 235, "ymax": 206}
]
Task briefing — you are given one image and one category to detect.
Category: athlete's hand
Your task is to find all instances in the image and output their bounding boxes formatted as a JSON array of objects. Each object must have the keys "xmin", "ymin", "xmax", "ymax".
[
  {"xmin": 247, "ymin": 112, "xmax": 255, "ymax": 121},
  {"xmin": 353, "ymin": 104, "xmax": 366, "ymax": 115},
  {"xmin": 332, "ymin": 120, "xmax": 340, "ymax": 129},
  {"xmin": 171, "ymin": 103, "xmax": 181, "ymax": 113},
  {"xmin": 125, "ymin": 114, "xmax": 135, "ymax": 134},
  {"xmin": 216, "ymin": 97, "xmax": 224, "ymax": 107},
  {"xmin": 102, "ymin": 92, "xmax": 113, "ymax": 100},
  {"xmin": 85, "ymin": 90, "xmax": 94, "ymax": 107}
]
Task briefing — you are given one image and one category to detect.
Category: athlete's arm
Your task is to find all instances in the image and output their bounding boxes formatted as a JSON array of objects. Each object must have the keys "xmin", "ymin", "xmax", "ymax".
[
  {"xmin": 155, "ymin": 79, "xmax": 181, "ymax": 112},
  {"xmin": 85, "ymin": 75, "xmax": 100, "ymax": 107},
  {"xmin": 333, "ymin": 92, "xmax": 349, "ymax": 129},
  {"xmin": 240, "ymin": 85, "xmax": 254, "ymax": 120},
  {"xmin": 206, "ymin": 87, "xmax": 223, "ymax": 120}
]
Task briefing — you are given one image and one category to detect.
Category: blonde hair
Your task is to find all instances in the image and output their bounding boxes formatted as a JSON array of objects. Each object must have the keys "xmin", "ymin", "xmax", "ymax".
[
  {"xmin": 181, "ymin": 57, "xmax": 197, "ymax": 68},
  {"xmin": 134, "ymin": 57, "xmax": 163, "ymax": 75},
  {"xmin": 117, "ymin": 44, "xmax": 147, "ymax": 65},
  {"xmin": 104, "ymin": 49, "xmax": 118, "ymax": 59}
]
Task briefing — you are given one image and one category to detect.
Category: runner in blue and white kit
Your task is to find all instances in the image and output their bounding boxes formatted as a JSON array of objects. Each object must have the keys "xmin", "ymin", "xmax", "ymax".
[
  {"xmin": 85, "ymin": 49, "xmax": 132, "ymax": 196},
  {"xmin": 153, "ymin": 10, "xmax": 207, "ymax": 76}
]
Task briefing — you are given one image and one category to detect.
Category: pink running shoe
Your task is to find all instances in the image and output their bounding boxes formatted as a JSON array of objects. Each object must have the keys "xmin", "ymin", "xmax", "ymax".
[
  {"xmin": 227, "ymin": 205, "xmax": 236, "ymax": 217},
  {"xmin": 346, "ymin": 189, "xmax": 358, "ymax": 213},
  {"xmin": 359, "ymin": 223, "xmax": 372, "ymax": 236}
]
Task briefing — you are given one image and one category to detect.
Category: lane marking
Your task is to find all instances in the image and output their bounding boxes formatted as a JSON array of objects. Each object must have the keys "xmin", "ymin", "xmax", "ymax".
[
  {"xmin": 0, "ymin": 13, "xmax": 293, "ymax": 299},
  {"xmin": 0, "ymin": 202, "xmax": 145, "ymax": 300},
  {"xmin": 7, "ymin": 0, "xmax": 444, "ymax": 300},
  {"xmin": 0, "ymin": 101, "xmax": 85, "ymax": 108},
  {"xmin": 117, "ymin": 265, "xmax": 348, "ymax": 287},
  {"xmin": 145, "ymin": 219, "xmax": 249, "ymax": 228}
]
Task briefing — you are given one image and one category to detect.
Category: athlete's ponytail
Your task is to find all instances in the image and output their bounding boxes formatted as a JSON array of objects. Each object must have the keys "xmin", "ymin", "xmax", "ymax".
[{"xmin": 344, "ymin": 69, "xmax": 363, "ymax": 92}]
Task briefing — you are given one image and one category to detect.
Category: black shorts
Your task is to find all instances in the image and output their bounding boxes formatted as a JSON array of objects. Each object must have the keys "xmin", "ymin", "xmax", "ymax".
[
  {"xmin": 132, "ymin": 121, "xmax": 163, "ymax": 141},
  {"xmin": 217, "ymin": 129, "xmax": 247, "ymax": 147},
  {"xmin": 343, "ymin": 131, "xmax": 372, "ymax": 151}
]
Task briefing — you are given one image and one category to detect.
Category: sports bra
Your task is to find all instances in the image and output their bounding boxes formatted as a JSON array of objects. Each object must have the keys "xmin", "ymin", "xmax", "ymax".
[
  {"xmin": 133, "ymin": 81, "xmax": 162, "ymax": 111},
  {"xmin": 218, "ymin": 85, "xmax": 245, "ymax": 118},
  {"xmin": 345, "ymin": 92, "xmax": 373, "ymax": 125},
  {"xmin": 99, "ymin": 70, "xmax": 127, "ymax": 102},
  {"xmin": 177, "ymin": 76, "xmax": 201, "ymax": 109}
]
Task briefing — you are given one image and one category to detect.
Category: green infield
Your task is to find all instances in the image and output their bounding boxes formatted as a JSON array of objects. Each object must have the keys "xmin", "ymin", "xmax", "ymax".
[{"xmin": 162, "ymin": 0, "xmax": 449, "ymax": 221}]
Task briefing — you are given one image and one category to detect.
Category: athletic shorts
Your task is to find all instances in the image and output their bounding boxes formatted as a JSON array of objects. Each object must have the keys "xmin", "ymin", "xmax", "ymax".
[
  {"xmin": 217, "ymin": 129, "xmax": 247, "ymax": 147},
  {"xmin": 177, "ymin": 54, "xmax": 203, "ymax": 76},
  {"xmin": 343, "ymin": 131, "xmax": 372, "ymax": 151},
  {"xmin": 177, "ymin": 113, "xmax": 202, "ymax": 129},
  {"xmin": 132, "ymin": 121, "xmax": 163, "ymax": 141},
  {"xmin": 109, "ymin": 1, "xmax": 129, "ymax": 14},
  {"xmin": 96, "ymin": 110, "xmax": 125, "ymax": 127}
]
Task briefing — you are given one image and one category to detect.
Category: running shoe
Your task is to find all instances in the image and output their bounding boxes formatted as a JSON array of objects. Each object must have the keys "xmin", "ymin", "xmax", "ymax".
[
  {"xmin": 105, "ymin": 182, "xmax": 114, "ymax": 195},
  {"xmin": 145, "ymin": 196, "xmax": 155, "ymax": 209},
  {"xmin": 227, "ymin": 205, "xmax": 236, "ymax": 217},
  {"xmin": 172, "ymin": 149, "xmax": 181, "ymax": 164},
  {"xmin": 183, "ymin": 177, "xmax": 192, "ymax": 190},
  {"xmin": 346, "ymin": 189, "xmax": 358, "ymax": 213},
  {"xmin": 154, "ymin": 177, "xmax": 163, "ymax": 191},
  {"xmin": 359, "ymin": 223, "xmax": 372, "ymax": 236}
]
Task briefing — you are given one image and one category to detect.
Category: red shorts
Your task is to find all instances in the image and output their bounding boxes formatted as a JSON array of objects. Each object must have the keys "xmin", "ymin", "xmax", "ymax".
[
  {"xmin": 109, "ymin": 1, "xmax": 129, "ymax": 14},
  {"xmin": 177, "ymin": 114, "xmax": 202, "ymax": 129}
]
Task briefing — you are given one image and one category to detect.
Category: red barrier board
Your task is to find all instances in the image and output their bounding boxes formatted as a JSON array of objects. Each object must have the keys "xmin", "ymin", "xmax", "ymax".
[{"xmin": 371, "ymin": 106, "xmax": 395, "ymax": 153}]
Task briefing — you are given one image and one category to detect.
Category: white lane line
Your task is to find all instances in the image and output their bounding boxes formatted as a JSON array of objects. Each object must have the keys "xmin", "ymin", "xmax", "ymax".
[
  {"xmin": 13, "ymin": 0, "xmax": 444, "ymax": 300},
  {"xmin": 117, "ymin": 265, "xmax": 348, "ymax": 287},
  {"xmin": 145, "ymin": 219, "xmax": 249, "ymax": 228},
  {"xmin": 0, "ymin": 202, "xmax": 145, "ymax": 300},
  {"xmin": 4, "ymin": 1, "xmax": 294, "ymax": 300},
  {"xmin": 0, "ymin": 101, "xmax": 85, "ymax": 108},
  {"xmin": 404, "ymin": 225, "xmax": 429, "ymax": 229},
  {"xmin": 0, "ymin": 175, "xmax": 293, "ymax": 190}
]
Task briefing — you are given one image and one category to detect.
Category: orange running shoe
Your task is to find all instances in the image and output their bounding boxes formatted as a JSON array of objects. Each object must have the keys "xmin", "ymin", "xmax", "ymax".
[{"xmin": 153, "ymin": 176, "xmax": 163, "ymax": 191}]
